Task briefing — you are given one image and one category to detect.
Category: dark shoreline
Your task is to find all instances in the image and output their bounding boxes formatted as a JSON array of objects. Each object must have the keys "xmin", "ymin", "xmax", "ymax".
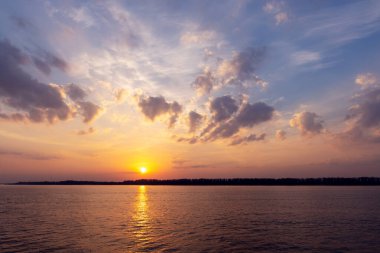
[{"xmin": 9, "ymin": 177, "xmax": 380, "ymax": 186}]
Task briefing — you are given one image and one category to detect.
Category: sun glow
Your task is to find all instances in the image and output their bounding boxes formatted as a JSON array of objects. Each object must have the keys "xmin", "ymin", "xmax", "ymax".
[{"xmin": 139, "ymin": 167, "xmax": 148, "ymax": 174}]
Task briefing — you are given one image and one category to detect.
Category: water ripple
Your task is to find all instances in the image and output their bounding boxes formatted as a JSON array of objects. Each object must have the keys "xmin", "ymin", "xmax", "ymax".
[{"xmin": 1, "ymin": 185, "xmax": 380, "ymax": 252}]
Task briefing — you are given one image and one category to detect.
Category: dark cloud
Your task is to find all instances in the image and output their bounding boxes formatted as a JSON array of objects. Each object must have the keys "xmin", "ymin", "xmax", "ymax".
[
  {"xmin": 0, "ymin": 40, "xmax": 100, "ymax": 124},
  {"xmin": 342, "ymin": 87, "xmax": 380, "ymax": 142},
  {"xmin": 32, "ymin": 50, "xmax": 68, "ymax": 75},
  {"xmin": 65, "ymin": 83, "xmax": 87, "ymax": 101},
  {"xmin": 78, "ymin": 101, "xmax": 101, "ymax": 123},
  {"xmin": 0, "ymin": 24, "xmax": 69, "ymax": 75},
  {"xmin": 32, "ymin": 57, "xmax": 51, "ymax": 75},
  {"xmin": 188, "ymin": 111, "xmax": 203, "ymax": 132},
  {"xmin": 138, "ymin": 96, "xmax": 175, "ymax": 120},
  {"xmin": 235, "ymin": 102, "xmax": 274, "ymax": 127},
  {"xmin": 204, "ymin": 121, "xmax": 240, "ymax": 140},
  {"xmin": 229, "ymin": 133, "xmax": 266, "ymax": 146},
  {"xmin": 205, "ymin": 99, "xmax": 274, "ymax": 141},
  {"xmin": 180, "ymin": 95, "xmax": 274, "ymax": 144},
  {"xmin": 199, "ymin": 122, "xmax": 216, "ymax": 137},
  {"xmin": 290, "ymin": 111, "xmax": 324, "ymax": 135},
  {"xmin": 45, "ymin": 52, "xmax": 68, "ymax": 72},
  {"xmin": 0, "ymin": 39, "xmax": 29, "ymax": 65},
  {"xmin": 138, "ymin": 95, "xmax": 182, "ymax": 127},
  {"xmin": 0, "ymin": 112, "xmax": 26, "ymax": 122},
  {"xmin": 65, "ymin": 84, "xmax": 101, "ymax": 123},
  {"xmin": 210, "ymin": 95, "xmax": 239, "ymax": 122},
  {"xmin": 0, "ymin": 40, "xmax": 72, "ymax": 123}
]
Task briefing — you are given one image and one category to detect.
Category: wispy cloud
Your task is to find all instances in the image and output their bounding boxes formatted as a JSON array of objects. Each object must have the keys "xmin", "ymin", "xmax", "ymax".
[
  {"xmin": 172, "ymin": 159, "xmax": 212, "ymax": 170},
  {"xmin": 0, "ymin": 149, "xmax": 61, "ymax": 160},
  {"xmin": 290, "ymin": 50, "xmax": 321, "ymax": 66},
  {"xmin": 263, "ymin": 1, "xmax": 289, "ymax": 25},
  {"xmin": 301, "ymin": 0, "xmax": 380, "ymax": 47}
]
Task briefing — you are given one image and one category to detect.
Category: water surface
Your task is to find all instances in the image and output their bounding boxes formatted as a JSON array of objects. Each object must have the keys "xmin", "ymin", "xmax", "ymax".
[{"xmin": 1, "ymin": 185, "xmax": 380, "ymax": 252}]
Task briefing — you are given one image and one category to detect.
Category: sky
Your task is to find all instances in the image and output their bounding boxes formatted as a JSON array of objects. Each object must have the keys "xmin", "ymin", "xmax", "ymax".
[{"xmin": 1, "ymin": 0, "xmax": 380, "ymax": 182}]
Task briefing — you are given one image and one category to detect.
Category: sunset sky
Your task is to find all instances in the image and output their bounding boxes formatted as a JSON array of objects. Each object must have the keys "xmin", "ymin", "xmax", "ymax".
[{"xmin": 1, "ymin": 0, "xmax": 380, "ymax": 182}]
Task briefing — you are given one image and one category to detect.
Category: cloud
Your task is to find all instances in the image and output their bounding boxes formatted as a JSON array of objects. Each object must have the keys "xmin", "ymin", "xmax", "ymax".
[
  {"xmin": 78, "ymin": 101, "xmax": 102, "ymax": 123},
  {"xmin": 263, "ymin": 1, "xmax": 288, "ymax": 25},
  {"xmin": 188, "ymin": 111, "xmax": 203, "ymax": 133},
  {"xmin": 137, "ymin": 95, "xmax": 182, "ymax": 127},
  {"xmin": 0, "ymin": 40, "xmax": 72, "ymax": 123},
  {"xmin": 263, "ymin": 1, "xmax": 284, "ymax": 13},
  {"xmin": 342, "ymin": 85, "xmax": 380, "ymax": 143},
  {"xmin": 301, "ymin": 1, "xmax": 380, "ymax": 47},
  {"xmin": 168, "ymin": 114, "xmax": 179, "ymax": 128},
  {"xmin": 0, "ymin": 40, "xmax": 100, "ymax": 124},
  {"xmin": 114, "ymin": 88, "xmax": 128, "ymax": 102},
  {"xmin": 210, "ymin": 95, "xmax": 239, "ymax": 122},
  {"xmin": 204, "ymin": 121, "xmax": 240, "ymax": 140},
  {"xmin": 192, "ymin": 69, "xmax": 217, "ymax": 96},
  {"xmin": 291, "ymin": 51, "xmax": 321, "ymax": 66},
  {"xmin": 275, "ymin": 12, "xmax": 288, "ymax": 25},
  {"xmin": 64, "ymin": 84, "xmax": 102, "ymax": 123},
  {"xmin": 77, "ymin": 127, "xmax": 95, "ymax": 136},
  {"xmin": 275, "ymin": 129, "xmax": 286, "ymax": 140},
  {"xmin": 180, "ymin": 30, "xmax": 216, "ymax": 45},
  {"xmin": 64, "ymin": 83, "xmax": 86, "ymax": 101},
  {"xmin": 346, "ymin": 88, "xmax": 380, "ymax": 129},
  {"xmin": 229, "ymin": 133, "xmax": 266, "ymax": 146},
  {"xmin": 32, "ymin": 50, "xmax": 68, "ymax": 75},
  {"xmin": 334, "ymin": 74, "xmax": 380, "ymax": 143},
  {"xmin": 177, "ymin": 136, "xmax": 198, "ymax": 144},
  {"xmin": 171, "ymin": 158, "xmax": 212, "ymax": 170},
  {"xmin": 191, "ymin": 47, "xmax": 267, "ymax": 96},
  {"xmin": 216, "ymin": 47, "xmax": 266, "ymax": 86},
  {"xmin": 235, "ymin": 102, "xmax": 275, "ymax": 127},
  {"xmin": 182, "ymin": 95, "xmax": 274, "ymax": 144},
  {"xmin": 205, "ymin": 101, "xmax": 274, "ymax": 140},
  {"xmin": 289, "ymin": 111, "xmax": 324, "ymax": 135},
  {"xmin": 0, "ymin": 112, "xmax": 26, "ymax": 122},
  {"xmin": 0, "ymin": 149, "xmax": 60, "ymax": 160},
  {"xmin": 105, "ymin": 2, "xmax": 145, "ymax": 49},
  {"xmin": 355, "ymin": 73, "xmax": 377, "ymax": 88},
  {"xmin": 68, "ymin": 7, "xmax": 95, "ymax": 27}
]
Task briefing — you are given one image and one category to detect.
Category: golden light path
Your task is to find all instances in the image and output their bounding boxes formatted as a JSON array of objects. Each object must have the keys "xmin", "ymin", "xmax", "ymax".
[{"xmin": 133, "ymin": 185, "xmax": 151, "ymax": 248}]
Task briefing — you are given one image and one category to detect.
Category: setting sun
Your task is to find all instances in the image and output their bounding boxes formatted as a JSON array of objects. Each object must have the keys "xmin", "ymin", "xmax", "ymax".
[{"xmin": 139, "ymin": 167, "xmax": 148, "ymax": 174}]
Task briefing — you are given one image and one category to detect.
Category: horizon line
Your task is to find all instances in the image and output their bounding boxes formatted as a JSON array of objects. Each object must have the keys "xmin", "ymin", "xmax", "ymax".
[{"xmin": 7, "ymin": 177, "xmax": 380, "ymax": 186}]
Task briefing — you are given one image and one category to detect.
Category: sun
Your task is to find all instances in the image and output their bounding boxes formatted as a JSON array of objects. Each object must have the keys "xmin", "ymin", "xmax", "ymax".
[{"xmin": 139, "ymin": 167, "xmax": 148, "ymax": 174}]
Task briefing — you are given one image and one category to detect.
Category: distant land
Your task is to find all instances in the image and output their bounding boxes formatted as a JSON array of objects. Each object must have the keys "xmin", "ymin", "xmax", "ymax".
[{"xmin": 10, "ymin": 177, "xmax": 380, "ymax": 185}]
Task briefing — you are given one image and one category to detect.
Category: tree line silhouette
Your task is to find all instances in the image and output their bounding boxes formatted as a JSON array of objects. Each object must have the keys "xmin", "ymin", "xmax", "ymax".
[{"xmin": 12, "ymin": 177, "xmax": 380, "ymax": 185}]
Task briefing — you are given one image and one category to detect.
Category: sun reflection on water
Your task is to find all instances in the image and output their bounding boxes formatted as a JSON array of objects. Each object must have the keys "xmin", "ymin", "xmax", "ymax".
[{"xmin": 133, "ymin": 185, "xmax": 150, "ymax": 245}]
